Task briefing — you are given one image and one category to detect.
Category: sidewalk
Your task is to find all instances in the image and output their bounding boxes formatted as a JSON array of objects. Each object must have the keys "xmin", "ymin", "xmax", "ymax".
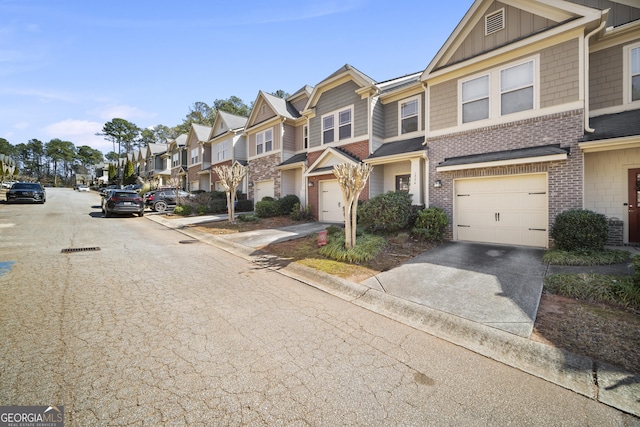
[{"xmin": 147, "ymin": 213, "xmax": 640, "ymax": 418}]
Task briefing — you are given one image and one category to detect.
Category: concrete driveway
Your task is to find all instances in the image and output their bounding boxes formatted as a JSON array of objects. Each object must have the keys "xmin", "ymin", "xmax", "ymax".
[{"xmin": 362, "ymin": 242, "xmax": 546, "ymax": 337}]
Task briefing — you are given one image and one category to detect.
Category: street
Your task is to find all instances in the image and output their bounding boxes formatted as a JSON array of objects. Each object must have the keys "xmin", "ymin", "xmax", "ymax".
[{"xmin": 0, "ymin": 188, "xmax": 633, "ymax": 425}]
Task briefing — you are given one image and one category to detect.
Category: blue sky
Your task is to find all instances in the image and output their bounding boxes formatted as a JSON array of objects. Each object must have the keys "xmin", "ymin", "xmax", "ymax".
[{"xmin": 1, "ymin": 0, "xmax": 473, "ymax": 155}]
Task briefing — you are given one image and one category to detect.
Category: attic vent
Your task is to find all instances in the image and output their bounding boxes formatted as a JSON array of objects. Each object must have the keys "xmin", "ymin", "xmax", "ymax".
[{"xmin": 485, "ymin": 9, "xmax": 505, "ymax": 36}]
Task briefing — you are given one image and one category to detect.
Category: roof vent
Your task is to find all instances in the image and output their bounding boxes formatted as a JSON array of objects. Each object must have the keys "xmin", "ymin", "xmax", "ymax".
[{"xmin": 485, "ymin": 9, "xmax": 505, "ymax": 36}]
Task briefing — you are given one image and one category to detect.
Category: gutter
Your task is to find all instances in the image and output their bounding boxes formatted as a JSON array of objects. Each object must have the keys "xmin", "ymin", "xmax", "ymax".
[{"xmin": 584, "ymin": 15, "xmax": 608, "ymax": 133}]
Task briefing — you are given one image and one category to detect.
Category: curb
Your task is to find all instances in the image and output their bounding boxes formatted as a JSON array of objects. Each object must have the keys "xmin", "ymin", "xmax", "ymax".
[{"xmin": 147, "ymin": 214, "xmax": 640, "ymax": 417}]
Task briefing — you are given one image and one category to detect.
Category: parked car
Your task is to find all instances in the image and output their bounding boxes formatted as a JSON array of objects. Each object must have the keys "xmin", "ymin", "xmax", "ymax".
[
  {"xmin": 77, "ymin": 184, "xmax": 90, "ymax": 192},
  {"xmin": 1, "ymin": 181, "xmax": 16, "ymax": 189},
  {"xmin": 103, "ymin": 190, "xmax": 144, "ymax": 218},
  {"xmin": 6, "ymin": 182, "xmax": 46, "ymax": 204},
  {"xmin": 101, "ymin": 188, "xmax": 118, "ymax": 212},
  {"xmin": 99, "ymin": 185, "xmax": 118, "ymax": 196},
  {"xmin": 149, "ymin": 189, "xmax": 192, "ymax": 212}
]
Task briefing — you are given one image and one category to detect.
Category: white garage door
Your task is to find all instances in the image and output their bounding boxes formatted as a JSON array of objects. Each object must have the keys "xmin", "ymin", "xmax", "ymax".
[
  {"xmin": 455, "ymin": 174, "xmax": 548, "ymax": 248},
  {"xmin": 254, "ymin": 180, "xmax": 274, "ymax": 201},
  {"xmin": 319, "ymin": 180, "xmax": 344, "ymax": 223}
]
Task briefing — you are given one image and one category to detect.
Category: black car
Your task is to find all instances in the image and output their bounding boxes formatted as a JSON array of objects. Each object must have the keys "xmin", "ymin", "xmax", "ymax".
[
  {"xmin": 6, "ymin": 182, "xmax": 46, "ymax": 204},
  {"xmin": 149, "ymin": 189, "xmax": 191, "ymax": 212},
  {"xmin": 103, "ymin": 190, "xmax": 144, "ymax": 217}
]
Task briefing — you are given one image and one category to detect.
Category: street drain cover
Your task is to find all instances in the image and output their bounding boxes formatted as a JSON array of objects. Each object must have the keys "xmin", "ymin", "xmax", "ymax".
[
  {"xmin": 179, "ymin": 239, "xmax": 199, "ymax": 244},
  {"xmin": 61, "ymin": 247, "xmax": 101, "ymax": 253}
]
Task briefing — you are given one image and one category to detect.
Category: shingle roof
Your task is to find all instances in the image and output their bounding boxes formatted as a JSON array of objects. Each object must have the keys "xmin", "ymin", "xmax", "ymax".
[
  {"xmin": 366, "ymin": 137, "xmax": 425, "ymax": 160},
  {"xmin": 580, "ymin": 110, "xmax": 640, "ymax": 142},
  {"xmin": 218, "ymin": 110, "xmax": 247, "ymax": 130},
  {"xmin": 279, "ymin": 152, "xmax": 307, "ymax": 167},
  {"xmin": 437, "ymin": 144, "xmax": 569, "ymax": 168},
  {"xmin": 262, "ymin": 91, "xmax": 300, "ymax": 119},
  {"xmin": 191, "ymin": 123, "xmax": 212, "ymax": 142}
]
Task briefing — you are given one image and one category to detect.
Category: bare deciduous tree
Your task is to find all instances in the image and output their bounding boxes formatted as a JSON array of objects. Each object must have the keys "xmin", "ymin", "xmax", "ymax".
[
  {"xmin": 213, "ymin": 163, "xmax": 247, "ymax": 223},
  {"xmin": 333, "ymin": 163, "xmax": 373, "ymax": 249}
]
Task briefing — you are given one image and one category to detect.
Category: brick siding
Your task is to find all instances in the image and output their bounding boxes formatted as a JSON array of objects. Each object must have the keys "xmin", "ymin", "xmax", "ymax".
[
  {"xmin": 427, "ymin": 109, "xmax": 585, "ymax": 241},
  {"xmin": 248, "ymin": 153, "xmax": 282, "ymax": 200}
]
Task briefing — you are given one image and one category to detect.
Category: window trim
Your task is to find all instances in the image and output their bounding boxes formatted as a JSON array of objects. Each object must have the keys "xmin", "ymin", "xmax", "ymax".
[
  {"xmin": 623, "ymin": 42, "xmax": 640, "ymax": 105},
  {"xmin": 321, "ymin": 105, "xmax": 354, "ymax": 145},
  {"xmin": 190, "ymin": 147, "xmax": 199, "ymax": 165},
  {"xmin": 255, "ymin": 128, "xmax": 273, "ymax": 156},
  {"xmin": 398, "ymin": 96, "xmax": 421, "ymax": 135},
  {"xmin": 303, "ymin": 124, "xmax": 309, "ymax": 149},
  {"xmin": 458, "ymin": 56, "xmax": 538, "ymax": 125}
]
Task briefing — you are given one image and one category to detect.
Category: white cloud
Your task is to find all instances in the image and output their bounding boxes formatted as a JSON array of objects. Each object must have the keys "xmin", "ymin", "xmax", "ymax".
[
  {"xmin": 94, "ymin": 104, "xmax": 156, "ymax": 121},
  {"xmin": 44, "ymin": 119, "xmax": 112, "ymax": 154},
  {"xmin": 14, "ymin": 121, "xmax": 29, "ymax": 130}
]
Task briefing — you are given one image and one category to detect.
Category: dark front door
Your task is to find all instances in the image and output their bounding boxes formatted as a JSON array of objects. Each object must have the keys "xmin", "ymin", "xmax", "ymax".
[{"xmin": 628, "ymin": 168, "xmax": 640, "ymax": 243}]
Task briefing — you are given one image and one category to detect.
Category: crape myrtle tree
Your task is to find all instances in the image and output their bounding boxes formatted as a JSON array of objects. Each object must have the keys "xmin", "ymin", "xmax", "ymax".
[
  {"xmin": 213, "ymin": 163, "xmax": 247, "ymax": 224},
  {"xmin": 333, "ymin": 163, "xmax": 373, "ymax": 249}
]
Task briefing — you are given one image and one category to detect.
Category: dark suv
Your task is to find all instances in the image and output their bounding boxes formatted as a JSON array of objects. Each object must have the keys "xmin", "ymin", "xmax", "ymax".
[{"xmin": 149, "ymin": 189, "xmax": 191, "ymax": 212}]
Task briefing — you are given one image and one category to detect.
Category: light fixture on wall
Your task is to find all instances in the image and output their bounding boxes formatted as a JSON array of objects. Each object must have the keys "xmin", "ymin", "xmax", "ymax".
[
  {"xmin": 308, "ymin": 181, "xmax": 314, "ymax": 187},
  {"xmin": 434, "ymin": 179, "xmax": 442, "ymax": 188}
]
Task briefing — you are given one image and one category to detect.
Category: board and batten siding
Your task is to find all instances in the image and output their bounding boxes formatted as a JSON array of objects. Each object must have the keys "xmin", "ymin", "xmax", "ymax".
[
  {"xmin": 447, "ymin": 1, "xmax": 556, "ymax": 66},
  {"xmin": 308, "ymin": 80, "xmax": 368, "ymax": 149}
]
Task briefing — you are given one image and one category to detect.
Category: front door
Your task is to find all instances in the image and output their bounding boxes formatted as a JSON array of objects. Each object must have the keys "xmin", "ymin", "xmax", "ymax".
[{"xmin": 628, "ymin": 168, "xmax": 640, "ymax": 243}]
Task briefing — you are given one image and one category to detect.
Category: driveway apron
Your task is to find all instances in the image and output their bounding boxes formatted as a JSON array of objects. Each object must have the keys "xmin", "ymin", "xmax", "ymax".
[{"xmin": 362, "ymin": 241, "xmax": 546, "ymax": 337}]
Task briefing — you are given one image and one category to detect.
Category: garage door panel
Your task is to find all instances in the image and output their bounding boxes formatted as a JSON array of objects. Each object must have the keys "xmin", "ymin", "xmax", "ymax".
[{"xmin": 455, "ymin": 174, "xmax": 548, "ymax": 248}]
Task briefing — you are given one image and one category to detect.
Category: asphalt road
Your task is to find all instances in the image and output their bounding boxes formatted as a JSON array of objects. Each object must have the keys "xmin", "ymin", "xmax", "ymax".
[{"xmin": 0, "ymin": 188, "xmax": 634, "ymax": 425}]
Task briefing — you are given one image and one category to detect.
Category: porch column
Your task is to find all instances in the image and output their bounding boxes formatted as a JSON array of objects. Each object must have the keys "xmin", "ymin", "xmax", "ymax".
[{"xmin": 410, "ymin": 157, "xmax": 424, "ymax": 205}]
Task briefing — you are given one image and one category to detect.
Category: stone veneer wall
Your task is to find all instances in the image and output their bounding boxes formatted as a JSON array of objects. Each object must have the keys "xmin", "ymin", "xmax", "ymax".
[
  {"xmin": 248, "ymin": 153, "xmax": 282, "ymax": 200},
  {"xmin": 427, "ymin": 110, "xmax": 585, "ymax": 241}
]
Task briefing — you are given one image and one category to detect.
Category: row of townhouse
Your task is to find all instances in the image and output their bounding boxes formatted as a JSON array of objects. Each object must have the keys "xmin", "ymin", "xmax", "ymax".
[{"xmin": 101, "ymin": 0, "xmax": 640, "ymax": 249}]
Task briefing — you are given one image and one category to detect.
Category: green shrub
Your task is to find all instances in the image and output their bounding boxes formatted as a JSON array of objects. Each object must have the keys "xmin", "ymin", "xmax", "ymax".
[
  {"xmin": 278, "ymin": 194, "xmax": 300, "ymax": 216},
  {"xmin": 319, "ymin": 233, "xmax": 386, "ymax": 263},
  {"xmin": 237, "ymin": 214, "xmax": 259, "ymax": 222},
  {"xmin": 210, "ymin": 191, "xmax": 227, "ymax": 200},
  {"xmin": 209, "ymin": 199, "xmax": 227, "ymax": 213},
  {"xmin": 358, "ymin": 191, "xmax": 412, "ymax": 232},
  {"xmin": 633, "ymin": 255, "xmax": 640, "ymax": 289},
  {"xmin": 196, "ymin": 205, "xmax": 208, "ymax": 215},
  {"xmin": 236, "ymin": 199, "xmax": 254, "ymax": 212},
  {"xmin": 290, "ymin": 202, "xmax": 314, "ymax": 221},
  {"xmin": 550, "ymin": 209, "xmax": 608, "ymax": 251},
  {"xmin": 544, "ymin": 273, "xmax": 640, "ymax": 310},
  {"xmin": 255, "ymin": 198, "xmax": 280, "ymax": 218},
  {"xmin": 174, "ymin": 204, "xmax": 192, "ymax": 216},
  {"xmin": 412, "ymin": 207, "xmax": 449, "ymax": 242}
]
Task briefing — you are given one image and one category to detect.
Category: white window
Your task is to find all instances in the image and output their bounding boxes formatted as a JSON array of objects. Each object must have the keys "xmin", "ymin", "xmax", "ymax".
[
  {"xmin": 190, "ymin": 148, "xmax": 199, "ymax": 165},
  {"xmin": 500, "ymin": 61, "xmax": 534, "ymax": 115},
  {"xmin": 256, "ymin": 129, "xmax": 273, "ymax": 155},
  {"xmin": 462, "ymin": 75, "xmax": 489, "ymax": 123},
  {"xmin": 460, "ymin": 58, "xmax": 536, "ymax": 124},
  {"xmin": 400, "ymin": 97, "xmax": 419, "ymax": 134},
  {"xmin": 322, "ymin": 115, "xmax": 334, "ymax": 144},
  {"xmin": 303, "ymin": 124, "xmax": 309, "ymax": 149},
  {"xmin": 322, "ymin": 106, "xmax": 353, "ymax": 144},
  {"xmin": 626, "ymin": 44, "xmax": 640, "ymax": 103},
  {"xmin": 172, "ymin": 153, "xmax": 179, "ymax": 167},
  {"xmin": 217, "ymin": 141, "xmax": 228, "ymax": 161}
]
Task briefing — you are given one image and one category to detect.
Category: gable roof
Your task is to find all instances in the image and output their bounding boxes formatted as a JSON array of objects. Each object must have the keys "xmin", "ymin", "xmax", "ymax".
[
  {"xmin": 421, "ymin": 0, "xmax": 604, "ymax": 80},
  {"xmin": 190, "ymin": 123, "xmax": 212, "ymax": 142},
  {"xmin": 304, "ymin": 64, "xmax": 377, "ymax": 111},
  {"xmin": 245, "ymin": 90, "xmax": 300, "ymax": 130},
  {"xmin": 218, "ymin": 110, "xmax": 247, "ymax": 131},
  {"xmin": 146, "ymin": 143, "xmax": 167, "ymax": 157}
]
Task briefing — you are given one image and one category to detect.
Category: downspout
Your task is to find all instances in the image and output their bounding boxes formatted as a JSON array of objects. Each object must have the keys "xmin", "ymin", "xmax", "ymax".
[{"xmin": 584, "ymin": 18, "xmax": 607, "ymax": 133}]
